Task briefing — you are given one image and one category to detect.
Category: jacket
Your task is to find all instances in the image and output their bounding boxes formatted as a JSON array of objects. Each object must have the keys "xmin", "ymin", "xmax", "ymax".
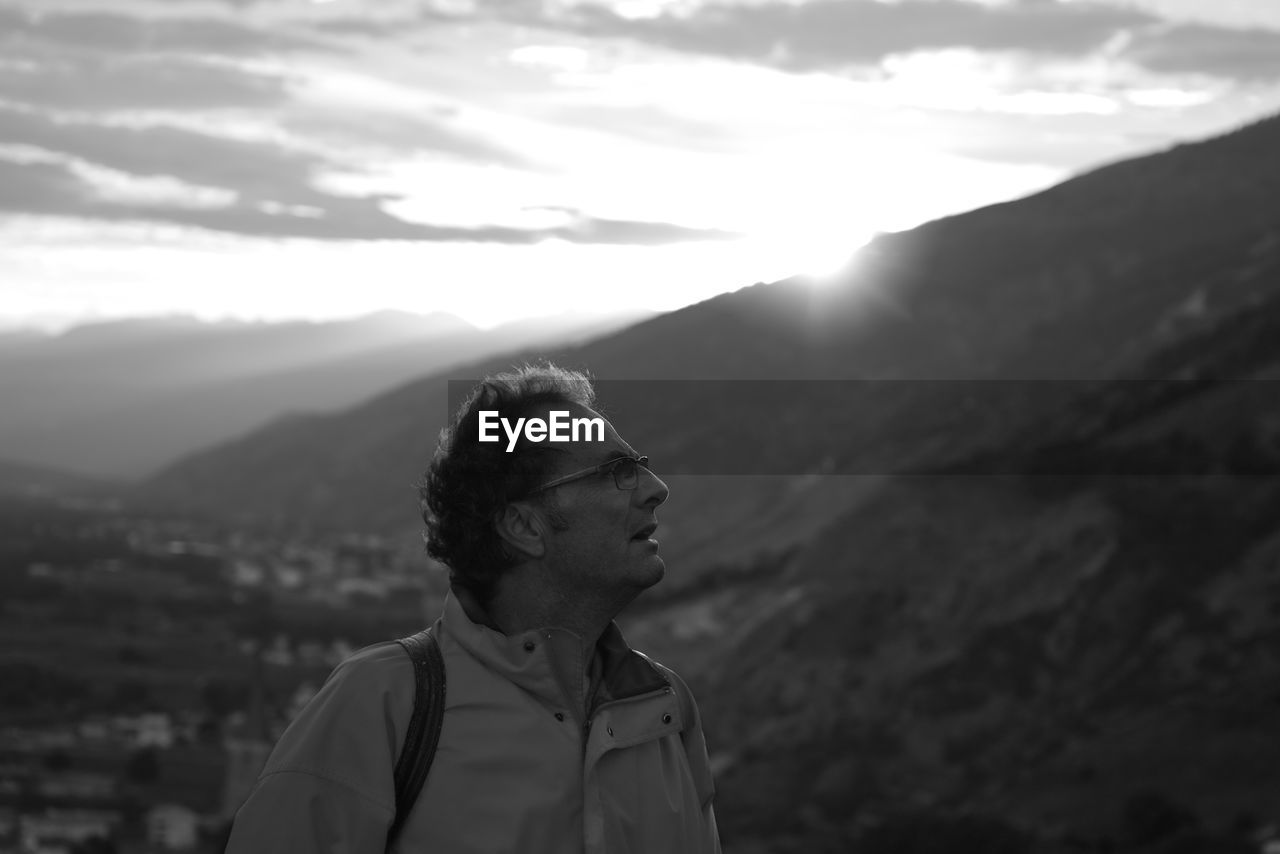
[{"xmin": 225, "ymin": 591, "xmax": 721, "ymax": 853}]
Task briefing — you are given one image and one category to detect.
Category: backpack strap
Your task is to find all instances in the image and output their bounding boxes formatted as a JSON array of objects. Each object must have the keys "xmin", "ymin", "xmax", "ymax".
[{"xmin": 386, "ymin": 627, "xmax": 446, "ymax": 850}]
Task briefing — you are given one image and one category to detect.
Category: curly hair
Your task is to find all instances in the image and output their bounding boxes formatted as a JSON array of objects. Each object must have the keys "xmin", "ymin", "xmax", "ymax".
[{"xmin": 419, "ymin": 363, "xmax": 596, "ymax": 603}]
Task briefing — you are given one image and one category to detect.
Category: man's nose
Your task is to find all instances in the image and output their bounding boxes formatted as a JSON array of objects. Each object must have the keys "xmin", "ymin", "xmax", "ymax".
[{"xmin": 636, "ymin": 465, "xmax": 669, "ymax": 507}]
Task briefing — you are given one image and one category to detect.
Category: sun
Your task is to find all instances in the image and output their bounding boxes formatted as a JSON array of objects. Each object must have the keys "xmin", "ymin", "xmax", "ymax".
[{"xmin": 746, "ymin": 220, "xmax": 874, "ymax": 283}]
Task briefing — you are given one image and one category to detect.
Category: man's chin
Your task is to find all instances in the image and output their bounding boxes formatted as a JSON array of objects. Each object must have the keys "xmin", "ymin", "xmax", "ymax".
[{"xmin": 639, "ymin": 556, "xmax": 666, "ymax": 588}]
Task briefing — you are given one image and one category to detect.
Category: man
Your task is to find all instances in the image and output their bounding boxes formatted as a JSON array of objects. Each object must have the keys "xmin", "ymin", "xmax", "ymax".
[{"xmin": 225, "ymin": 364, "xmax": 720, "ymax": 853}]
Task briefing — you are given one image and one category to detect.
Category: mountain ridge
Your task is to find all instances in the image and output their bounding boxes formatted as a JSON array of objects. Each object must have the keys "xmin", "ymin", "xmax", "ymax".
[
  {"xmin": 2, "ymin": 308, "xmax": 651, "ymax": 478},
  {"xmin": 132, "ymin": 111, "xmax": 1280, "ymax": 531}
]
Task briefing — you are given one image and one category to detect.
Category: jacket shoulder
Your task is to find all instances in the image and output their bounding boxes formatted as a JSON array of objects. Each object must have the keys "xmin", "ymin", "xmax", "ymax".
[
  {"xmin": 332, "ymin": 638, "xmax": 419, "ymax": 683},
  {"xmin": 258, "ymin": 639, "xmax": 418, "ymax": 808},
  {"xmin": 225, "ymin": 642, "xmax": 419, "ymax": 852},
  {"xmin": 633, "ymin": 654, "xmax": 716, "ymax": 808},
  {"xmin": 637, "ymin": 655, "xmax": 698, "ymax": 720}
]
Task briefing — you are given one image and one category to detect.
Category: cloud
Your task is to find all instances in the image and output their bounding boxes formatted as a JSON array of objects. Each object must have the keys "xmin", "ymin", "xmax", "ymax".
[
  {"xmin": 0, "ymin": 135, "xmax": 736, "ymax": 244},
  {"xmin": 0, "ymin": 54, "xmax": 293, "ymax": 111},
  {"xmin": 518, "ymin": 0, "xmax": 1280, "ymax": 83},
  {"xmin": 0, "ymin": 6, "xmax": 334, "ymax": 113},
  {"xmin": 308, "ymin": 17, "xmax": 414, "ymax": 37},
  {"xmin": 0, "ymin": 106, "xmax": 324, "ymax": 205},
  {"xmin": 558, "ymin": 0, "xmax": 1157, "ymax": 70},
  {"xmin": 308, "ymin": 5, "xmax": 469, "ymax": 36},
  {"xmin": 282, "ymin": 110, "xmax": 534, "ymax": 168},
  {"xmin": 0, "ymin": 7, "xmax": 332, "ymax": 56},
  {"xmin": 0, "ymin": 156, "xmax": 92, "ymax": 215},
  {"xmin": 1, "ymin": 103, "xmax": 530, "ymax": 206},
  {"xmin": 538, "ymin": 207, "xmax": 740, "ymax": 243},
  {"xmin": 0, "ymin": 154, "xmax": 468, "ymax": 239},
  {"xmin": 1120, "ymin": 22, "xmax": 1280, "ymax": 81}
]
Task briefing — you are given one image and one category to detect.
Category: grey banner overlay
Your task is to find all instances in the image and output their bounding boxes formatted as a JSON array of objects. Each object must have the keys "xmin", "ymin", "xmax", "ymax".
[{"xmin": 447, "ymin": 379, "xmax": 1280, "ymax": 476}]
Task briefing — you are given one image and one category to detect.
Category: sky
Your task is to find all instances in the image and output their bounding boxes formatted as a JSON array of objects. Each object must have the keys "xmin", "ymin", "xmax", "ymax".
[{"xmin": 2, "ymin": 0, "xmax": 1279, "ymax": 331}]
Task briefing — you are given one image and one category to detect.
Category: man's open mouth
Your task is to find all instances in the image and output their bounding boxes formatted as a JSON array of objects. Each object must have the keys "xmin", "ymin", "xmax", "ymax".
[{"xmin": 632, "ymin": 523, "xmax": 658, "ymax": 540}]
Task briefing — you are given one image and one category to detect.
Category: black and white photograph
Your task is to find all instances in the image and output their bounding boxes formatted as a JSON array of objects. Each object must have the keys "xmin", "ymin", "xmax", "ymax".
[{"xmin": 2, "ymin": 0, "xmax": 1279, "ymax": 851}]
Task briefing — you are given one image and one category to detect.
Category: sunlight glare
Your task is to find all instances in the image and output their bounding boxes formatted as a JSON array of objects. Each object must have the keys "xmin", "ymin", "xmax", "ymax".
[{"xmin": 749, "ymin": 226, "xmax": 872, "ymax": 282}]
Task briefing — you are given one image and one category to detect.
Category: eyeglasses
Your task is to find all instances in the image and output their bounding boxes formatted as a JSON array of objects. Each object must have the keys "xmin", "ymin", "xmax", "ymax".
[{"xmin": 525, "ymin": 454, "xmax": 651, "ymax": 495}]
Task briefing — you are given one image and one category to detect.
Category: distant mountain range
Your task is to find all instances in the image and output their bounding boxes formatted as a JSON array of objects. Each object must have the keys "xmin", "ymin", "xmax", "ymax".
[
  {"xmin": 0, "ymin": 456, "xmax": 116, "ymax": 501},
  {"xmin": 108, "ymin": 112, "xmax": 1280, "ymax": 849},
  {"xmin": 0, "ymin": 309, "xmax": 650, "ymax": 479}
]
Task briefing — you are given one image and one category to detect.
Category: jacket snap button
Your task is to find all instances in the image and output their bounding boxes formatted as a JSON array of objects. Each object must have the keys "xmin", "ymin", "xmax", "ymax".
[
  {"xmin": 523, "ymin": 642, "xmax": 536, "ymax": 652},
  {"xmin": 662, "ymin": 713, "xmax": 672, "ymax": 724},
  {"xmin": 555, "ymin": 712, "xmax": 565, "ymax": 722}
]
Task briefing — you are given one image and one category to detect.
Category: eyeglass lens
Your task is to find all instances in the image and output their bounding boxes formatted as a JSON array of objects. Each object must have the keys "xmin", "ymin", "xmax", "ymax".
[{"xmin": 611, "ymin": 458, "xmax": 638, "ymax": 490}]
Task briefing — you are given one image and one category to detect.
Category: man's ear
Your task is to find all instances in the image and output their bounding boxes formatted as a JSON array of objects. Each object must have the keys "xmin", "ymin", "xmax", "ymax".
[{"xmin": 494, "ymin": 501, "xmax": 547, "ymax": 560}]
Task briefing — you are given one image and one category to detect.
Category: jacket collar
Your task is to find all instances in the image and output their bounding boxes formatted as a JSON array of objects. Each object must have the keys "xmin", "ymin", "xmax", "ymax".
[{"xmin": 442, "ymin": 589, "xmax": 668, "ymax": 718}]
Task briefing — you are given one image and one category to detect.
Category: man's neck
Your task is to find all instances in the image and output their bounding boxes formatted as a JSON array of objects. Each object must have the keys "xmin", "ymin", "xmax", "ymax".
[
  {"xmin": 487, "ymin": 586, "xmax": 609, "ymax": 649},
  {"xmin": 464, "ymin": 566, "xmax": 632, "ymax": 650}
]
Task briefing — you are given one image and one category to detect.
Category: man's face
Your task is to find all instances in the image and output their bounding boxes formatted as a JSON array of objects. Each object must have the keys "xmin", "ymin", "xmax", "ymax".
[{"xmin": 528, "ymin": 403, "xmax": 670, "ymax": 598}]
